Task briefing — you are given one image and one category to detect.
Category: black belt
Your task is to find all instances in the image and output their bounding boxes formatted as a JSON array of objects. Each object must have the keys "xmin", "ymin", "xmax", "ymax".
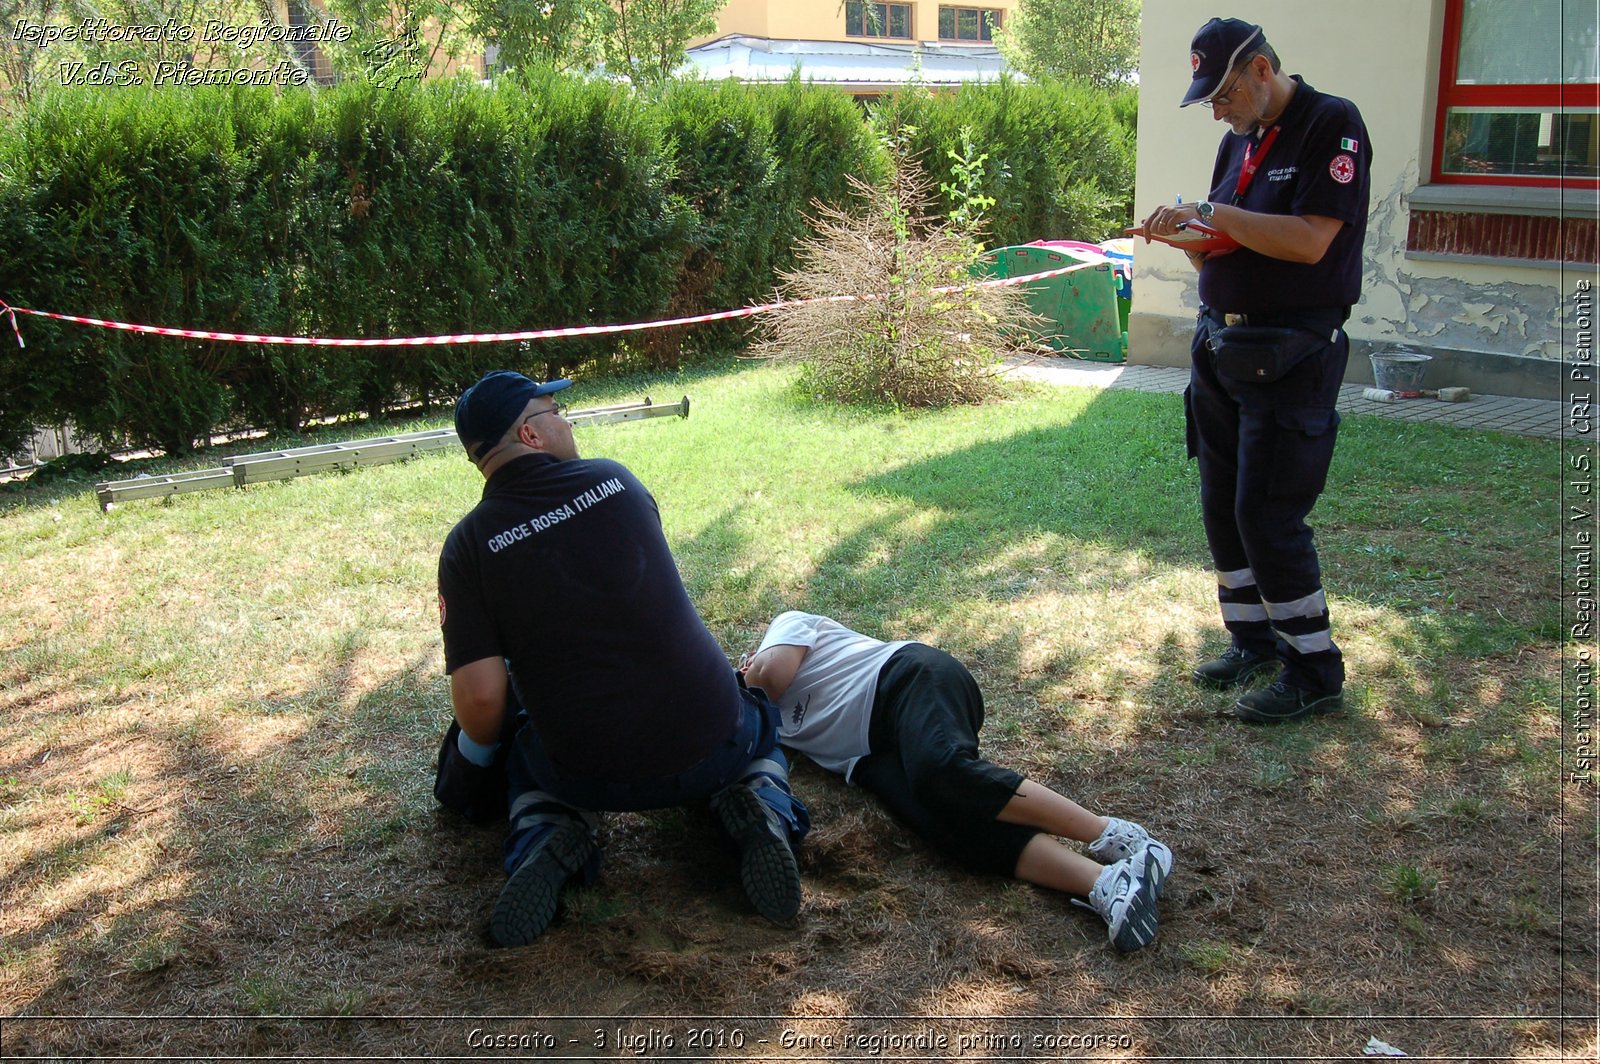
[{"xmin": 1202, "ymin": 307, "xmax": 1347, "ymax": 332}]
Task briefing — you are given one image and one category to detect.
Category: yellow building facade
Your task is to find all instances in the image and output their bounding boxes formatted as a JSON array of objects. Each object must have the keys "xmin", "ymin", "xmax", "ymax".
[{"xmin": 693, "ymin": 0, "xmax": 1019, "ymax": 47}]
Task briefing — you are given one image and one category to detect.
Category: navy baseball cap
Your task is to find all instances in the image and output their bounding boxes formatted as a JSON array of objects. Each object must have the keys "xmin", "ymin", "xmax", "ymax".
[
  {"xmin": 454, "ymin": 371, "xmax": 572, "ymax": 458},
  {"xmin": 1181, "ymin": 18, "xmax": 1265, "ymax": 107}
]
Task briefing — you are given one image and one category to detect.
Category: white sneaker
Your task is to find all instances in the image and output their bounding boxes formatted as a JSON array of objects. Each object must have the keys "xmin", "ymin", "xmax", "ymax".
[
  {"xmin": 1088, "ymin": 817, "xmax": 1173, "ymax": 899},
  {"xmin": 1088, "ymin": 853, "xmax": 1160, "ymax": 953}
]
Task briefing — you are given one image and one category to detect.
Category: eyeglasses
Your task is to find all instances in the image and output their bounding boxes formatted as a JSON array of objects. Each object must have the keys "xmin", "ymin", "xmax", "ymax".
[
  {"xmin": 526, "ymin": 402, "xmax": 566, "ymax": 422},
  {"xmin": 1207, "ymin": 67, "xmax": 1249, "ymax": 109}
]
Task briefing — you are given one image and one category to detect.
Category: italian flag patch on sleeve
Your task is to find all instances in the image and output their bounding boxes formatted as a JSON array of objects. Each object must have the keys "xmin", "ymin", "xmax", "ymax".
[{"xmin": 1341, "ymin": 137, "xmax": 1360, "ymax": 151}]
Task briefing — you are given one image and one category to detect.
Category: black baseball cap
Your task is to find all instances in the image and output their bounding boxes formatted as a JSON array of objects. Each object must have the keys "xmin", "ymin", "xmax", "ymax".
[
  {"xmin": 1181, "ymin": 18, "xmax": 1266, "ymax": 107},
  {"xmin": 454, "ymin": 370, "xmax": 572, "ymax": 458}
]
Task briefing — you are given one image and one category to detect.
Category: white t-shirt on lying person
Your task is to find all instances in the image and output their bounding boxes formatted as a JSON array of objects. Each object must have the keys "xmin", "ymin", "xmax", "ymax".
[{"xmin": 755, "ymin": 610, "xmax": 911, "ymax": 781}]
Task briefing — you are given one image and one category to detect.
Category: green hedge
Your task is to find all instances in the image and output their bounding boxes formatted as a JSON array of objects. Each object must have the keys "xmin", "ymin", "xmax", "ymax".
[
  {"xmin": 640, "ymin": 77, "xmax": 885, "ymax": 365},
  {"xmin": 0, "ymin": 74, "xmax": 1129, "ymax": 456},
  {"xmin": 869, "ymin": 77, "xmax": 1136, "ymax": 250},
  {"xmin": 0, "ymin": 75, "xmax": 709, "ymax": 453}
]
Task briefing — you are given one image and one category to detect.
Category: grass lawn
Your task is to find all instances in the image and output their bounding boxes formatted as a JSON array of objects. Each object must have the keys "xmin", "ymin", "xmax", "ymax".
[{"xmin": 0, "ymin": 358, "xmax": 1589, "ymax": 1059}]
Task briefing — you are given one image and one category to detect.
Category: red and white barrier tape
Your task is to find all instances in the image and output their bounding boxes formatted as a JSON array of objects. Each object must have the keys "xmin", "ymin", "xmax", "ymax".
[
  {"xmin": 0, "ymin": 298, "xmax": 24, "ymax": 348},
  {"xmin": 1, "ymin": 259, "xmax": 1098, "ymax": 349}
]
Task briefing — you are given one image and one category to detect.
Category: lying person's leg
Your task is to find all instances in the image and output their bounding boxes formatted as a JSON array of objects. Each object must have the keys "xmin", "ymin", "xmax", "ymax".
[
  {"xmin": 996, "ymin": 780, "xmax": 1172, "ymax": 894},
  {"xmin": 995, "ymin": 779, "xmax": 1107, "ymax": 842},
  {"xmin": 852, "ymin": 748, "xmax": 1041, "ymax": 876},
  {"xmin": 875, "ymin": 646, "xmax": 1172, "ymax": 880},
  {"xmin": 870, "ymin": 645, "xmax": 1170, "ymax": 950},
  {"xmin": 872, "ymin": 645, "xmax": 1021, "ymax": 833},
  {"xmin": 854, "ymin": 748, "xmax": 1163, "ymax": 953},
  {"xmin": 1011, "ymin": 830, "xmax": 1106, "ymax": 895},
  {"xmin": 1013, "ymin": 833, "xmax": 1163, "ymax": 952}
]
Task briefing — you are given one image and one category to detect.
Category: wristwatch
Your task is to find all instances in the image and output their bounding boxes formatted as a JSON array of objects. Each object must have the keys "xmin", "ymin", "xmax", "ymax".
[{"xmin": 1195, "ymin": 201, "xmax": 1216, "ymax": 223}]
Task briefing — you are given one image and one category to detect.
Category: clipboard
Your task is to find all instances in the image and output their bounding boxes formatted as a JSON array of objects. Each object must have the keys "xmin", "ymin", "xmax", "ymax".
[{"xmin": 1125, "ymin": 221, "xmax": 1240, "ymax": 253}]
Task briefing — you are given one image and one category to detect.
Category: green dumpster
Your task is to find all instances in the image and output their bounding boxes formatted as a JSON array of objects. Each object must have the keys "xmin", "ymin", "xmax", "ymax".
[{"xmin": 976, "ymin": 245, "xmax": 1128, "ymax": 363}]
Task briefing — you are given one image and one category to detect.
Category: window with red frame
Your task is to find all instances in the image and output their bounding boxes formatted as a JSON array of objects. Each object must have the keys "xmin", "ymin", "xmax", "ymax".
[{"xmin": 1434, "ymin": 0, "xmax": 1599, "ymax": 187}]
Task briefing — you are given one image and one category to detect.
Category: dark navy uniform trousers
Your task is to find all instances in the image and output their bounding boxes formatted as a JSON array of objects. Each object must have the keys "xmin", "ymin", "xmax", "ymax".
[{"xmin": 1186, "ymin": 309, "xmax": 1347, "ymax": 696}]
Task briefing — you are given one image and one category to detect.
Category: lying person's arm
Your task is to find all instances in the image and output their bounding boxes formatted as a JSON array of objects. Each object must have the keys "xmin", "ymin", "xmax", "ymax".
[{"xmin": 741, "ymin": 644, "xmax": 807, "ymax": 702}]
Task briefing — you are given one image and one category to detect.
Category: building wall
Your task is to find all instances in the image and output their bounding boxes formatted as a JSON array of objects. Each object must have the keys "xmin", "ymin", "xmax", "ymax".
[
  {"xmin": 694, "ymin": 0, "xmax": 1018, "ymax": 46},
  {"xmin": 1132, "ymin": 0, "xmax": 1586, "ymax": 399},
  {"xmin": 709, "ymin": 0, "xmax": 772, "ymax": 39}
]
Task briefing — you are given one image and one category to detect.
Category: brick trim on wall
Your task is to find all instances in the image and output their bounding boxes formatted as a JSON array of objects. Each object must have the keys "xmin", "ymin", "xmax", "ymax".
[{"xmin": 1407, "ymin": 209, "xmax": 1599, "ymax": 264}]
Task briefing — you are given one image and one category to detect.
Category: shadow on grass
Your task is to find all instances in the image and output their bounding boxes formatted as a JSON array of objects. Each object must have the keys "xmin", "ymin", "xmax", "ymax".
[
  {"xmin": 677, "ymin": 375, "xmax": 1562, "ymax": 749},
  {"xmin": 670, "ymin": 385, "xmax": 1574, "ymax": 1035},
  {"xmin": 1, "ymin": 374, "xmax": 1582, "ymax": 1058},
  {"xmin": 1, "ymin": 639, "xmax": 494, "ymax": 1030}
]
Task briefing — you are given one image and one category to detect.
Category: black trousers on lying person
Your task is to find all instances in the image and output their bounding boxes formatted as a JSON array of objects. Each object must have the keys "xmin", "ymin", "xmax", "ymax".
[{"xmin": 850, "ymin": 643, "xmax": 1034, "ymax": 878}]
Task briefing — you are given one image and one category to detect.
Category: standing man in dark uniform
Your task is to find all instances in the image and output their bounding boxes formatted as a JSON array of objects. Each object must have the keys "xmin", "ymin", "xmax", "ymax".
[
  {"xmin": 435, "ymin": 371, "xmax": 808, "ymax": 945},
  {"xmin": 1140, "ymin": 18, "xmax": 1372, "ymax": 724}
]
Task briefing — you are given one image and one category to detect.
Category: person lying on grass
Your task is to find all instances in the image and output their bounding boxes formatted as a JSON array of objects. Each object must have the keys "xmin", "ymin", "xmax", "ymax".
[{"xmin": 741, "ymin": 610, "xmax": 1172, "ymax": 952}]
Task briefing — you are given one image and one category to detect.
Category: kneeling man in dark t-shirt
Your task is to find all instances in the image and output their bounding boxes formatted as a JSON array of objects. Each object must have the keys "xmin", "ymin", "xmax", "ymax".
[{"xmin": 435, "ymin": 371, "xmax": 808, "ymax": 946}]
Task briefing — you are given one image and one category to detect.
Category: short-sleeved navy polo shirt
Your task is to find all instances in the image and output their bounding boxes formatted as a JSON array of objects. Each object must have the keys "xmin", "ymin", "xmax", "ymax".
[
  {"xmin": 1198, "ymin": 77, "xmax": 1372, "ymax": 316},
  {"xmin": 437, "ymin": 452, "xmax": 741, "ymax": 781}
]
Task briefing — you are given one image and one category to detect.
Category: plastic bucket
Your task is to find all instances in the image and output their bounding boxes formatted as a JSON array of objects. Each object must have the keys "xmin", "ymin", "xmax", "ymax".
[{"xmin": 1370, "ymin": 349, "xmax": 1431, "ymax": 391}]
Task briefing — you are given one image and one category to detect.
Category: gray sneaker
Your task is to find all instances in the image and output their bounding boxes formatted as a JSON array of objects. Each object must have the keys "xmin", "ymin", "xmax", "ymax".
[
  {"xmin": 1087, "ymin": 817, "xmax": 1173, "ymax": 900},
  {"xmin": 1088, "ymin": 851, "xmax": 1160, "ymax": 952},
  {"xmin": 710, "ymin": 784, "xmax": 802, "ymax": 922},
  {"xmin": 490, "ymin": 820, "xmax": 601, "ymax": 947}
]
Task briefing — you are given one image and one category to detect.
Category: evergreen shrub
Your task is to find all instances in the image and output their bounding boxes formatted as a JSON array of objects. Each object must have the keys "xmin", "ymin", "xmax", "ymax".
[
  {"xmin": 0, "ymin": 75, "xmax": 698, "ymax": 451},
  {"xmin": 637, "ymin": 77, "xmax": 882, "ymax": 368},
  {"xmin": 0, "ymin": 88, "xmax": 271, "ymax": 454},
  {"xmin": 0, "ymin": 75, "xmax": 1128, "ymax": 455},
  {"xmin": 870, "ymin": 77, "xmax": 1136, "ymax": 248}
]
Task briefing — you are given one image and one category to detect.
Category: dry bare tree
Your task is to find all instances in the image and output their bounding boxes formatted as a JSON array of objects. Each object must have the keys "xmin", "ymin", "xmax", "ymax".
[{"xmin": 751, "ymin": 149, "xmax": 1044, "ymax": 408}]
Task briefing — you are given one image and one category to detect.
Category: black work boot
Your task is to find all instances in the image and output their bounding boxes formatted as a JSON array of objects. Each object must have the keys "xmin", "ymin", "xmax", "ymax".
[
  {"xmin": 1234, "ymin": 681, "xmax": 1344, "ymax": 725},
  {"xmin": 710, "ymin": 784, "xmax": 802, "ymax": 922},
  {"xmin": 1191, "ymin": 647, "xmax": 1276, "ymax": 689},
  {"xmin": 489, "ymin": 821, "xmax": 601, "ymax": 947}
]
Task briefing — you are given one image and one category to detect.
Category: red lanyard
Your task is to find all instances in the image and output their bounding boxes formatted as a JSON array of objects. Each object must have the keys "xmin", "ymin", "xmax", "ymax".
[{"xmin": 1234, "ymin": 125, "xmax": 1281, "ymax": 203}]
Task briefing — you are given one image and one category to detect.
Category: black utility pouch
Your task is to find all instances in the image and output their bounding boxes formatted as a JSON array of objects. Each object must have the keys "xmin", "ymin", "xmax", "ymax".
[
  {"xmin": 1207, "ymin": 324, "xmax": 1330, "ymax": 383},
  {"xmin": 434, "ymin": 720, "xmax": 509, "ymax": 825},
  {"xmin": 434, "ymin": 698, "xmax": 523, "ymax": 826}
]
